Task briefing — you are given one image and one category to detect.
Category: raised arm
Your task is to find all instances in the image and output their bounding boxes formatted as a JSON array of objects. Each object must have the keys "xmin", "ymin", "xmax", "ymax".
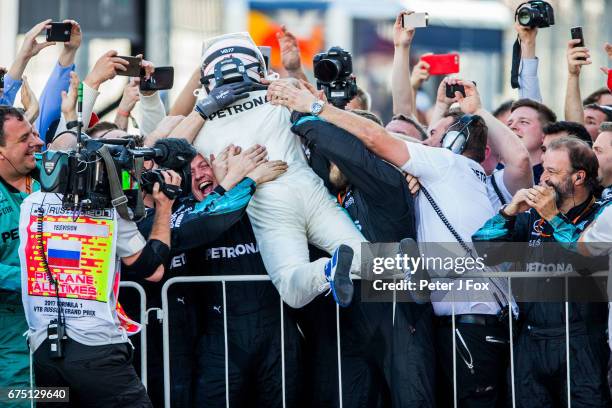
[
  {"xmin": 35, "ymin": 20, "xmax": 82, "ymax": 139},
  {"xmin": 169, "ymin": 67, "xmax": 200, "ymax": 116},
  {"xmin": 515, "ymin": 23, "xmax": 542, "ymax": 102},
  {"xmin": 268, "ymin": 79, "xmax": 408, "ymax": 167},
  {"xmin": 277, "ymin": 25, "xmax": 308, "ymax": 82},
  {"xmin": 564, "ymin": 39, "xmax": 591, "ymax": 123},
  {"xmin": 451, "ymin": 78, "xmax": 533, "ymax": 194},
  {"xmin": 391, "ymin": 11, "xmax": 417, "ymax": 117}
]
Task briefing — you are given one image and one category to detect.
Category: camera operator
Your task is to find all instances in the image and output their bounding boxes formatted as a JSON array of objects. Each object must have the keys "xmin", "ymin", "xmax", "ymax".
[
  {"xmin": 17, "ymin": 143, "xmax": 180, "ymax": 406},
  {"xmin": 473, "ymin": 137, "xmax": 611, "ymax": 407},
  {"xmin": 0, "ymin": 106, "xmax": 44, "ymax": 405},
  {"xmin": 269, "ymin": 78, "xmax": 516, "ymax": 407}
]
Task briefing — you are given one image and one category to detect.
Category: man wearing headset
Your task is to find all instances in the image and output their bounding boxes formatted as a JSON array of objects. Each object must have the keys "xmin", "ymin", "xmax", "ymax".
[
  {"xmin": 0, "ymin": 106, "xmax": 44, "ymax": 404},
  {"xmin": 269, "ymin": 78, "xmax": 517, "ymax": 406},
  {"xmin": 473, "ymin": 137, "xmax": 611, "ymax": 407}
]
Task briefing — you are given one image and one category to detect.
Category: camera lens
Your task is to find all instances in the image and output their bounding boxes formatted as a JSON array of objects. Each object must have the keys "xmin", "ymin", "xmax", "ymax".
[
  {"xmin": 517, "ymin": 7, "xmax": 532, "ymax": 26},
  {"xmin": 314, "ymin": 59, "xmax": 342, "ymax": 83}
]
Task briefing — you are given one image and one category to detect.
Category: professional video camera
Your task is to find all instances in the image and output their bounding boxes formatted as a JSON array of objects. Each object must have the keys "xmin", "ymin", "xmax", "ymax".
[
  {"xmin": 515, "ymin": 1, "xmax": 555, "ymax": 28},
  {"xmin": 40, "ymin": 135, "xmax": 196, "ymax": 217},
  {"xmin": 313, "ymin": 46, "xmax": 358, "ymax": 109}
]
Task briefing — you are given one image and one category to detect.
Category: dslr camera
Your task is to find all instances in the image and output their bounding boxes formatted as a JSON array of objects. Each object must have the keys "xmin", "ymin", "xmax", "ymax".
[
  {"xmin": 313, "ymin": 46, "xmax": 358, "ymax": 109},
  {"xmin": 515, "ymin": 0, "xmax": 555, "ymax": 28}
]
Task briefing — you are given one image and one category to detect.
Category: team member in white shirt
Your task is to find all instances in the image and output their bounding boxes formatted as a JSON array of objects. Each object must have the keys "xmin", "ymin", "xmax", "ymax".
[{"xmin": 268, "ymin": 77, "xmax": 515, "ymax": 407}]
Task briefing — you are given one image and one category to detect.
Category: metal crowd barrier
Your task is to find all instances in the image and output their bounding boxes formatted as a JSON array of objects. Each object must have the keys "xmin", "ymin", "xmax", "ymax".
[
  {"xmin": 25, "ymin": 280, "xmax": 148, "ymax": 406},
  {"xmin": 120, "ymin": 281, "xmax": 149, "ymax": 389},
  {"xmin": 159, "ymin": 272, "xmax": 609, "ymax": 408}
]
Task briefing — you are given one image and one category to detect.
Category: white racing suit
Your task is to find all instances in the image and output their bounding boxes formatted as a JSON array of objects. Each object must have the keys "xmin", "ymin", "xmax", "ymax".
[{"xmin": 193, "ymin": 90, "xmax": 366, "ymax": 308}]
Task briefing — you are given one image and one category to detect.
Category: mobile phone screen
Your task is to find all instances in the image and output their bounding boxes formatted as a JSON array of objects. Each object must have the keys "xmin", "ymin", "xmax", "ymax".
[
  {"xmin": 140, "ymin": 67, "xmax": 174, "ymax": 91},
  {"xmin": 46, "ymin": 22, "xmax": 72, "ymax": 42},
  {"xmin": 402, "ymin": 13, "xmax": 429, "ymax": 28},
  {"xmin": 116, "ymin": 56, "xmax": 142, "ymax": 77}
]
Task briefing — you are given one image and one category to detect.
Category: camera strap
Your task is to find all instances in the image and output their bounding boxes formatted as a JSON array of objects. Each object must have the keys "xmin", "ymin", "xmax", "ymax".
[
  {"xmin": 510, "ymin": 36, "xmax": 521, "ymax": 89},
  {"xmin": 98, "ymin": 145, "xmax": 141, "ymax": 221}
]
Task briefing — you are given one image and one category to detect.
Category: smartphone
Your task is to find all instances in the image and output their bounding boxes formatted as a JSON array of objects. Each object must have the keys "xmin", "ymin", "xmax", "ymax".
[
  {"xmin": 570, "ymin": 26, "xmax": 585, "ymax": 61},
  {"xmin": 0, "ymin": 69, "xmax": 5, "ymax": 89},
  {"xmin": 420, "ymin": 53, "xmax": 460, "ymax": 75},
  {"xmin": 445, "ymin": 84, "xmax": 465, "ymax": 98},
  {"xmin": 402, "ymin": 12, "xmax": 429, "ymax": 28},
  {"xmin": 140, "ymin": 67, "xmax": 174, "ymax": 91},
  {"xmin": 116, "ymin": 56, "xmax": 142, "ymax": 77},
  {"xmin": 607, "ymin": 70, "xmax": 612, "ymax": 92},
  {"xmin": 46, "ymin": 22, "xmax": 72, "ymax": 42},
  {"xmin": 258, "ymin": 46, "xmax": 271, "ymax": 71}
]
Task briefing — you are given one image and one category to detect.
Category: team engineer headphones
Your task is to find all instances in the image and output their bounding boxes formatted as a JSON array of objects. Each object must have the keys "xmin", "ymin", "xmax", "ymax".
[{"xmin": 441, "ymin": 114, "xmax": 480, "ymax": 154}]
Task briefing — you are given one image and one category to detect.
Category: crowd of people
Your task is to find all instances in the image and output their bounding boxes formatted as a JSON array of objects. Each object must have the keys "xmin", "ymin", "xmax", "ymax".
[{"xmin": 1, "ymin": 7, "xmax": 612, "ymax": 408}]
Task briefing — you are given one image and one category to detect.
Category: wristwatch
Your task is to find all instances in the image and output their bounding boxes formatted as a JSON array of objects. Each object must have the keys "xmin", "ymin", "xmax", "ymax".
[
  {"xmin": 310, "ymin": 99, "xmax": 326, "ymax": 116},
  {"xmin": 499, "ymin": 204, "xmax": 515, "ymax": 220}
]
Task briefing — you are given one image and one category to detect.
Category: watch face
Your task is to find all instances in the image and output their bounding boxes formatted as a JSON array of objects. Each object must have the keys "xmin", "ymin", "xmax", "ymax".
[{"xmin": 311, "ymin": 101, "xmax": 322, "ymax": 115}]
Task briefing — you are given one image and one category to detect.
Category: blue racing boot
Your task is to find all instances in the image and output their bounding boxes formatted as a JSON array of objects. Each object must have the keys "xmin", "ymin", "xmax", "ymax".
[{"xmin": 324, "ymin": 245, "xmax": 354, "ymax": 307}]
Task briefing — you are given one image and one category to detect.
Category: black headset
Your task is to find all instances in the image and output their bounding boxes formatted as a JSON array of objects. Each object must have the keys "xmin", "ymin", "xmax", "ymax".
[{"xmin": 441, "ymin": 114, "xmax": 480, "ymax": 154}]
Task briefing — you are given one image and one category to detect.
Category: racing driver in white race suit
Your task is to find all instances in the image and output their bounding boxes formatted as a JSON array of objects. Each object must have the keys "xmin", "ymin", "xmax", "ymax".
[{"xmin": 192, "ymin": 32, "xmax": 366, "ymax": 308}]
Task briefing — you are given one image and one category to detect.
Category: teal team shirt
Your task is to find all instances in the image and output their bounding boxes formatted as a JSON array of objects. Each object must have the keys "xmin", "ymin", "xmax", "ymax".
[{"xmin": 0, "ymin": 160, "xmax": 40, "ymax": 292}]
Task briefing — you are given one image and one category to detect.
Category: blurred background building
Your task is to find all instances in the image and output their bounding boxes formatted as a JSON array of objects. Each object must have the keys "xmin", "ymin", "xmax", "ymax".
[{"xmin": 1, "ymin": 0, "xmax": 610, "ymax": 124}]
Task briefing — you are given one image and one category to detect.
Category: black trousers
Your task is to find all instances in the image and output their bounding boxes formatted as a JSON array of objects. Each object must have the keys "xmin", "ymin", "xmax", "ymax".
[
  {"xmin": 34, "ymin": 337, "xmax": 151, "ymax": 408},
  {"xmin": 435, "ymin": 319, "xmax": 509, "ymax": 408},
  {"xmin": 193, "ymin": 305, "xmax": 303, "ymax": 408},
  {"xmin": 512, "ymin": 325, "xmax": 610, "ymax": 408},
  {"xmin": 296, "ymin": 283, "xmax": 435, "ymax": 408}
]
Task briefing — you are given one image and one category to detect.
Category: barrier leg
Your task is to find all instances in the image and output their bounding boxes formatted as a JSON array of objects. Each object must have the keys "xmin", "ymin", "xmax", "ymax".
[
  {"xmin": 280, "ymin": 298, "xmax": 286, "ymax": 408},
  {"xmin": 161, "ymin": 283, "xmax": 171, "ymax": 408},
  {"xmin": 223, "ymin": 281, "xmax": 230, "ymax": 408},
  {"xmin": 336, "ymin": 304, "xmax": 343, "ymax": 408},
  {"xmin": 565, "ymin": 277, "xmax": 571, "ymax": 408},
  {"xmin": 509, "ymin": 277, "xmax": 516, "ymax": 408}
]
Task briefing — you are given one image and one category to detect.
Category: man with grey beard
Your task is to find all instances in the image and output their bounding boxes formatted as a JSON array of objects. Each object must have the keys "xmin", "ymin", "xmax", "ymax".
[{"xmin": 473, "ymin": 137, "xmax": 611, "ymax": 407}]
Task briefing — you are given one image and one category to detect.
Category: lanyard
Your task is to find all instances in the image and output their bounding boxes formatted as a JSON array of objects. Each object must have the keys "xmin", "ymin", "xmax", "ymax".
[
  {"xmin": 25, "ymin": 176, "xmax": 32, "ymax": 194},
  {"xmin": 536, "ymin": 196, "xmax": 596, "ymax": 238}
]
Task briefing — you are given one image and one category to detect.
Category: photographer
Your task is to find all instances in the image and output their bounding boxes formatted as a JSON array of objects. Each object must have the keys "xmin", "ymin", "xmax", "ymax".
[
  {"xmin": 0, "ymin": 106, "xmax": 44, "ymax": 406},
  {"xmin": 17, "ymin": 136, "xmax": 180, "ymax": 406},
  {"xmin": 473, "ymin": 137, "xmax": 611, "ymax": 407},
  {"xmin": 269, "ymin": 78, "xmax": 515, "ymax": 406}
]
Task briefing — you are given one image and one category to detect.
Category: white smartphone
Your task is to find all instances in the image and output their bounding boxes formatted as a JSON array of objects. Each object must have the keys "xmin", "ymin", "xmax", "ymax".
[{"xmin": 402, "ymin": 12, "xmax": 429, "ymax": 28}]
